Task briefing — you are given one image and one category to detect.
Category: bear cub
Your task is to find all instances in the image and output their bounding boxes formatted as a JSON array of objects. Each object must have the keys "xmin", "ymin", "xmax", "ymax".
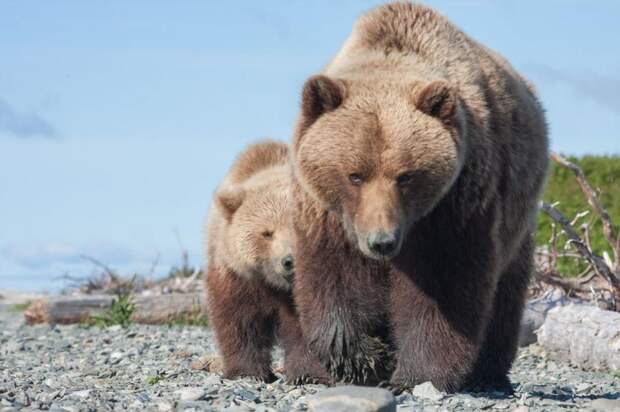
[{"xmin": 205, "ymin": 140, "xmax": 326, "ymax": 383}]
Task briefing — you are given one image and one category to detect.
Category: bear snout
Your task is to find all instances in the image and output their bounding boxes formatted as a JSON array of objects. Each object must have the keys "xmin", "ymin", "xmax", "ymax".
[
  {"xmin": 282, "ymin": 254, "xmax": 294, "ymax": 273},
  {"xmin": 275, "ymin": 254, "xmax": 295, "ymax": 282},
  {"xmin": 366, "ymin": 229, "xmax": 401, "ymax": 259}
]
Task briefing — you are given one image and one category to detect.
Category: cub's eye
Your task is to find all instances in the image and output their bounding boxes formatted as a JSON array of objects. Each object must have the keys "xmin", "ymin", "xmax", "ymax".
[
  {"xmin": 348, "ymin": 173, "xmax": 363, "ymax": 186},
  {"xmin": 396, "ymin": 172, "xmax": 415, "ymax": 186},
  {"xmin": 261, "ymin": 230, "xmax": 274, "ymax": 239}
]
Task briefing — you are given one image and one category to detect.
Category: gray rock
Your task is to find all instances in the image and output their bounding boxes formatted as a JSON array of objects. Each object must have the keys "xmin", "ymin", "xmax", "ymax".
[
  {"xmin": 69, "ymin": 389, "xmax": 91, "ymax": 400},
  {"xmin": 107, "ymin": 325, "xmax": 123, "ymax": 333},
  {"xmin": 537, "ymin": 304, "xmax": 620, "ymax": 370},
  {"xmin": 205, "ymin": 374, "xmax": 222, "ymax": 386},
  {"xmin": 175, "ymin": 387, "xmax": 205, "ymax": 401},
  {"xmin": 307, "ymin": 386, "xmax": 396, "ymax": 412},
  {"xmin": 590, "ymin": 398, "xmax": 620, "ymax": 412},
  {"xmin": 519, "ymin": 288, "xmax": 570, "ymax": 347},
  {"xmin": 2, "ymin": 303, "xmax": 620, "ymax": 412},
  {"xmin": 411, "ymin": 382, "xmax": 445, "ymax": 402},
  {"xmin": 157, "ymin": 401, "xmax": 173, "ymax": 411}
]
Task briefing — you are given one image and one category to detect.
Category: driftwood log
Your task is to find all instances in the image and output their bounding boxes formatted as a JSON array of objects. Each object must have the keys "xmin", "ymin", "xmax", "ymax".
[
  {"xmin": 24, "ymin": 290, "xmax": 620, "ymax": 372},
  {"xmin": 23, "ymin": 289, "xmax": 563, "ymax": 342},
  {"xmin": 24, "ymin": 292, "xmax": 206, "ymax": 325},
  {"xmin": 537, "ymin": 304, "xmax": 620, "ymax": 371},
  {"xmin": 26, "ymin": 290, "xmax": 550, "ymax": 334}
]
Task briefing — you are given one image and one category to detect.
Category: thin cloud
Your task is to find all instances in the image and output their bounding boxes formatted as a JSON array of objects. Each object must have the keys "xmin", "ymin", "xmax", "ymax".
[
  {"xmin": 1, "ymin": 242, "xmax": 135, "ymax": 269},
  {"xmin": 530, "ymin": 65, "xmax": 620, "ymax": 116},
  {"xmin": 0, "ymin": 97, "xmax": 57, "ymax": 139}
]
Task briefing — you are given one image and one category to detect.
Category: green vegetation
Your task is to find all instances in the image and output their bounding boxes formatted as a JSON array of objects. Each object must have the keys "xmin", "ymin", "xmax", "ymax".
[
  {"xmin": 10, "ymin": 301, "xmax": 31, "ymax": 312},
  {"xmin": 146, "ymin": 371, "xmax": 167, "ymax": 385},
  {"xmin": 167, "ymin": 311, "xmax": 209, "ymax": 328},
  {"xmin": 86, "ymin": 291, "xmax": 136, "ymax": 328},
  {"xmin": 536, "ymin": 155, "xmax": 620, "ymax": 276}
]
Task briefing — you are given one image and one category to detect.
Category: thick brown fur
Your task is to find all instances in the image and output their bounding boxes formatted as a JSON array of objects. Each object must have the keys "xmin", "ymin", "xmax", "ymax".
[
  {"xmin": 291, "ymin": 2, "xmax": 548, "ymax": 392},
  {"xmin": 205, "ymin": 140, "xmax": 327, "ymax": 383}
]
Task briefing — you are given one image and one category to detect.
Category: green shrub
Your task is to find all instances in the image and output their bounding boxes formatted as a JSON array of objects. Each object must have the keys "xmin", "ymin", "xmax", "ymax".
[
  {"xmin": 86, "ymin": 291, "xmax": 135, "ymax": 328},
  {"xmin": 10, "ymin": 302, "xmax": 31, "ymax": 312},
  {"xmin": 536, "ymin": 155, "xmax": 620, "ymax": 276},
  {"xmin": 166, "ymin": 311, "xmax": 209, "ymax": 328}
]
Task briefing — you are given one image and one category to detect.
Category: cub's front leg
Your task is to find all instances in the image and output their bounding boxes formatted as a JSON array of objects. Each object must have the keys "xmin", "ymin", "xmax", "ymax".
[
  {"xmin": 278, "ymin": 300, "xmax": 331, "ymax": 385},
  {"xmin": 206, "ymin": 267, "xmax": 277, "ymax": 382}
]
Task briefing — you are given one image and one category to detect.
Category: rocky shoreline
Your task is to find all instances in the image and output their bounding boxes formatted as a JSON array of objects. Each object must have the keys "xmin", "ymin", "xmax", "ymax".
[{"xmin": 2, "ymin": 303, "xmax": 620, "ymax": 412}]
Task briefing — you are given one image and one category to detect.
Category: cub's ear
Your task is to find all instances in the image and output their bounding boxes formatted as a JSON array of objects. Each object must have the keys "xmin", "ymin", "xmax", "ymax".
[
  {"xmin": 216, "ymin": 188, "xmax": 245, "ymax": 222},
  {"xmin": 414, "ymin": 81, "xmax": 457, "ymax": 123},
  {"xmin": 301, "ymin": 75, "xmax": 346, "ymax": 125}
]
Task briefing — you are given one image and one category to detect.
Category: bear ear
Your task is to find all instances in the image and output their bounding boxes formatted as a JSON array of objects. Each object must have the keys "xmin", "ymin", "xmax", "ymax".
[
  {"xmin": 301, "ymin": 75, "xmax": 346, "ymax": 126},
  {"xmin": 216, "ymin": 188, "xmax": 245, "ymax": 222},
  {"xmin": 414, "ymin": 81, "xmax": 457, "ymax": 123}
]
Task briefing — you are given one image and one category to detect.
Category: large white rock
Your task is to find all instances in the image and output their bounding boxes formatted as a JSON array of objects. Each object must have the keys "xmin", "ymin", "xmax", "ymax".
[
  {"xmin": 537, "ymin": 304, "xmax": 620, "ymax": 371},
  {"xmin": 519, "ymin": 289, "xmax": 571, "ymax": 347},
  {"xmin": 307, "ymin": 386, "xmax": 396, "ymax": 412}
]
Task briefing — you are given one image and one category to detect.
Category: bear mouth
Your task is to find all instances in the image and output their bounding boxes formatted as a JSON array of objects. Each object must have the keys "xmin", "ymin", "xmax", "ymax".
[
  {"xmin": 265, "ymin": 271, "xmax": 294, "ymax": 292},
  {"xmin": 361, "ymin": 247, "xmax": 401, "ymax": 261},
  {"xmin": 357, "ymin": 230, "xmax": 403, "ymax": 261}
]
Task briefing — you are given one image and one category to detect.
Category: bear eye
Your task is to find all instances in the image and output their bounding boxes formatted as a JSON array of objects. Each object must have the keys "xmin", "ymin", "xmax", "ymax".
[
  {"xmin": 348, "ymin": 173, "xmax": 363, "ymax": 186},
  {"xmin": 261, "ymin": 230, "xmax": 274, "ymax": 240},
  {"xmin": 396, "ymin": 172, "xmax": 415, "ymax": 186}
]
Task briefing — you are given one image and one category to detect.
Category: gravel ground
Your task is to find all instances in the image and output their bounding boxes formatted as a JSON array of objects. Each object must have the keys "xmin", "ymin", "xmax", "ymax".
[{"xmin": 1, "ymin": 306, "xmax": 619, "ymax": 412}]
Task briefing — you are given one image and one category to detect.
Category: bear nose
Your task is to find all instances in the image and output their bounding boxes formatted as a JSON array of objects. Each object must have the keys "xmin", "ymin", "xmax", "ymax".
[
  {"xmin": 367, "ymin": 231, "xmax": 399, "ymax": 257},
  {"xmin": 281, "ymin": 254, "xmax": 294, "ymax": 273}
]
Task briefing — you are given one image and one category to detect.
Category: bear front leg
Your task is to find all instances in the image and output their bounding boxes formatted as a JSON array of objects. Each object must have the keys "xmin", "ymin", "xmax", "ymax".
[
  {"xmin": 206, "ymin": 268, "xmax": 277, "ymax": 382},
  {"xmin": 278, "ymin": 302, "xmax": 331, "ymax": 385},
  {"xmin": 293, "ymin": 241, "xmax": 392, "ymax": 385},
  {"xmin": 465, "ymin": 238, "xmax": 534, "ymax": 392},
  {"xmin": 389, "ymin": 263, "xmax": 494, "ymax": 393}
]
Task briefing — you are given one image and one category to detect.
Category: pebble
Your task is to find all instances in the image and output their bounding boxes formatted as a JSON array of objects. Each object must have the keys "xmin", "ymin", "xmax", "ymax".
[
  {"xmin": 68, "ymin": 389, "xmax": 90, "ymax": 399},
  {"xmin": 175, "ymin": 387, "xmax": 206, "ymax": 401},
  {"xmin": 590, "ymin": 398, "xmax": 620, "ymax": 412},
  {"xmin": 411, "ymin": 381, "xmax": 445, "ymax": 402},
  {"xmin": 2, "ymin": 308, "xmax": 620, "ymax": 411},
  {"xmin": 157, "ymin": 401, "xmax": 174, "ymax": 411},
  {"xmin": 307, "ymin": 386, "xmax": 396, "ymax": 412}
]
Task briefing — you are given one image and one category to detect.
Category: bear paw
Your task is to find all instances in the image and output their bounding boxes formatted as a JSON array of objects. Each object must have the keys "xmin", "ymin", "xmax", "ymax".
[
  {"xmin": 326, "ymin": 335, "xmax": 394, "ymax": 385},
  {"xmin": 464, "ymin": 374, "xmax": 514, "ymax": 395},
  {"xmin": 223, "ymin": 369, "xmax": 277, "ymax": 383}
]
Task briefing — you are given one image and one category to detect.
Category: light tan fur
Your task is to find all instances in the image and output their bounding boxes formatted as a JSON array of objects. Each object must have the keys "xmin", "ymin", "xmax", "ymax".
[{"xmin": 206, "ymin": 140, "xmax": 293, "ymax": 290}]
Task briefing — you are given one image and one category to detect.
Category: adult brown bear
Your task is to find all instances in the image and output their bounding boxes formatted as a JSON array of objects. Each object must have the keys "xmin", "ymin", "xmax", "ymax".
[{"xmin": 290, "ymin": 3, "xmax": 548, "ymax": 392}]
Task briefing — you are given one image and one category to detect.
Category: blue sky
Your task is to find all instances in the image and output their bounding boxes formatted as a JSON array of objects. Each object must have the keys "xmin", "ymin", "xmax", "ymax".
[{"xmin": 1, "ymin": 1, "xmax": 619, "ymax": 292}]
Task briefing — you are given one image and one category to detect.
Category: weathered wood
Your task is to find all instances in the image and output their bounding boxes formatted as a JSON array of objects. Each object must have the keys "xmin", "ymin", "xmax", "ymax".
[
  {"xmin": 24, "ymin": 292, "xmax": 207, "ymax": 325},
  {"xmin": 537, "ymin": 304, "xmax": 620, "ymax": 371},
  {"xmin": 24, "ymin": 295, "xmax": 115, "ymax": 324},
  {"xmin": 134, "ymin": 292, "xmax": 207, "ymax": 324}
]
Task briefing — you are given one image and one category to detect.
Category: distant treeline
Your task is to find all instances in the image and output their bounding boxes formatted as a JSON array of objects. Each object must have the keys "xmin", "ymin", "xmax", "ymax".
[{"xmin": 536, "ymin": 155, "xmax": 620, "ymax": 276}]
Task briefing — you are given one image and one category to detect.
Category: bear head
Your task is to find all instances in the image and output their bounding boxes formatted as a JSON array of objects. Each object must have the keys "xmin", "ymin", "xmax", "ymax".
[
  {"xmin": 293, "ymin": 75, "xmax": 466, "ymax": 260},
  {"xmin": 215, "ymin": 176, "xmax": 294, "ymax": 291}
]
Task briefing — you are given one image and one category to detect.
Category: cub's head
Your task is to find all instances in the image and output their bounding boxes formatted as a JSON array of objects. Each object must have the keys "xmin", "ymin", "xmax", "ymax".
[
  {"xmin": 215, "ymin": 179, "xmax": 294, "ymax": 291},
  {"xmin": 293, "ymin": 75, "xmax": 466, "ymax": 260}
]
